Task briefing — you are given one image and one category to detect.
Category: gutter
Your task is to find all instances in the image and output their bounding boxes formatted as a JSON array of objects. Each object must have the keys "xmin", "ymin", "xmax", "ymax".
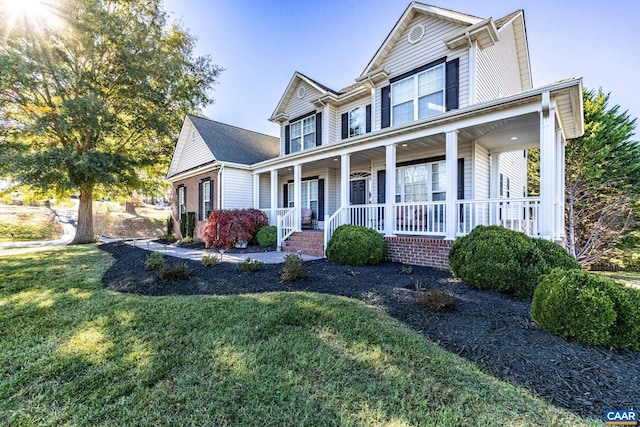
[{"xmin": 252, "ymin": 78, "xmax": 583, "ymax": 170}]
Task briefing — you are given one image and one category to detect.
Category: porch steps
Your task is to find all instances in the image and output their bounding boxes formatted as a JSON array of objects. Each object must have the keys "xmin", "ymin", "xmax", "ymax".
[{"xmin": 282, "ymin": 231, "xmax": 325, "ymax": 258}]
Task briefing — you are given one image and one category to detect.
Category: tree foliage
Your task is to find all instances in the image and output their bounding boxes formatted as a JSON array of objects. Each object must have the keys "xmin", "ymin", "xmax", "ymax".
[
  {"xmin": 0, "ymin": 0, "xmax": 221, "ymax": 243},
  {"xmin": 566, "ymin": 89, "xmax": 640, "ymax": 265}
]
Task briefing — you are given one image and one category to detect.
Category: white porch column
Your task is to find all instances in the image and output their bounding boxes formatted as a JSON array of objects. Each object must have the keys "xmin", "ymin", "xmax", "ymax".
[
  {"xmin": 489, "ymin": 152, "xmax": 500, "ymax": 225},
  {"xmin": 384, "ymin": 144, "xmax": 396, "ymax": 236},
  {"xmin": 539, "ymin": 91, "xmax": 555, "ymax": 240},
  {"xmin": 294, "ymin": 164, "xmax": 302, "ymax": 231},
  {"xmin": 270, "ymin": 170, "xmax": 278, "ymax": 225},
  {"xmin": 252, "ymin": 174, "xmax": 260, "ymax": 209},
  {"xmin": 445, "ymin": 130, "xmax": 458, "ymax": 239},
  {"xmin": 555, "ymin": 129, "xmax": 565, "ymax": 240},
  {"xmin": 340, "ymin": 154, "xmax": 350, "ymax": 224}
]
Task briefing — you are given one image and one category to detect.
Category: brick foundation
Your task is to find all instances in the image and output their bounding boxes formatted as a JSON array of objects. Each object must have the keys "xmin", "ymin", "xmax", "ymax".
[{"xmin": 384, "ymin": 236, "xmax": 453, "ymax": 269}]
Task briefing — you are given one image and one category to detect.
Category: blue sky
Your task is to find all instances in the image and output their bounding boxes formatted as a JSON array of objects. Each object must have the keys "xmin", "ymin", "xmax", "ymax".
[{"xmin": 163, "ymin": 0, "xmax": 640, "ymax": 138}]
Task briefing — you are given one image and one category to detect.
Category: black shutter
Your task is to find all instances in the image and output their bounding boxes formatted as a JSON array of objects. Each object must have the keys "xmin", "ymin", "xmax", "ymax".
[
  {"xmin": 284, "ymin": 125, "xmax": 291, "ymax": 154},
  {"xmin": 381, "ymin": 86, "xmax": 391, "ymax": 128},
  {"xmin": 317, "ymin": 179, "xmax": 325, "ymax": 219},
  {"xmin": 341, "ymin": 112, "xmax": 348, "ymax": 139},
  {"xmin": 446, "ymin": 58, "xmax": 459, "ymax": 111},
  {"xmin": 366, "ymin": 104, "xmax": 372, "ymax": 133},
  {"xmin": 209, "ymin": 179, "xmax": 214, "ymax": 214},
  {"xmin": 457, "ymin": 158, "xmax": 464, "ymax": 200},
  {"xmin": 377, "ymin": 170, "xmax": 386, "ymax": 203},
  {"xmin": 283, "ymin": 184, "xmax": 288, "ymax": 208},
  {"xmin": 198, "ymin": 182, "xmax": 203, "ymax": 220},
  {"xmin": 315, "ymin": 112, "xmax": 322, "ymax": 146}
]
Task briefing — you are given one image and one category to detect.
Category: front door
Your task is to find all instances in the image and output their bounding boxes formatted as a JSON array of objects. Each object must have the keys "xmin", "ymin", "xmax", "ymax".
[
  {"xmin": 350, "ymin": 179, "xmax": 366, "ymax": 226},
  {"xmin": 350, "ymin": 179, "xmax": 366, "ymax": 205}
]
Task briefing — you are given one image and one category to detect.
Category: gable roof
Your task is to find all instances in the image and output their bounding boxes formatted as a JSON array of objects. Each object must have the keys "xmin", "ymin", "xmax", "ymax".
[
  {"xmin": 167, "ymin": 115, "xmax": 279, "ymax": 179},
  {"xmin": 361, "ymin": 2, "xmax": 483, "ymax": 77},
  {"xmin": 188, "ymin": 115, "xmax": 279, "ymax": 164}
]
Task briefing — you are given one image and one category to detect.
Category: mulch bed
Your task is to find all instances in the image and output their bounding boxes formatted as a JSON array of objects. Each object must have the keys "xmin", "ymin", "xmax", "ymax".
[{"xmin": 99, "ymin": 241, "xmax": 639, "ymax": 419}]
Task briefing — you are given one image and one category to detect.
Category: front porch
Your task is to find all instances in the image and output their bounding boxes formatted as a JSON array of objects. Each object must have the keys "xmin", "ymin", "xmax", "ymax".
[{"xmin": 254, "ymin": 84, "xmax": 577, "ymax": 261}]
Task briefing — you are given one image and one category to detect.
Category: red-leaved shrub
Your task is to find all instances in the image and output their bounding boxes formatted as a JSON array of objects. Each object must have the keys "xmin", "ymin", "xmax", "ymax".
[{"xmin": 203, "ymin": 209, "xmax": 268, "ymax": 250}]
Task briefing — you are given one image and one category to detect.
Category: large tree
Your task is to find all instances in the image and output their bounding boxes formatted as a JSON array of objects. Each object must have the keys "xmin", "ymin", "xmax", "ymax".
[
  {"xmin": 0, "ymin": 0, "xmax": 221, "ymax": 243},
  {"xmin": 565, "ymin": 88, "xmax": 640, "ymax": 265}
]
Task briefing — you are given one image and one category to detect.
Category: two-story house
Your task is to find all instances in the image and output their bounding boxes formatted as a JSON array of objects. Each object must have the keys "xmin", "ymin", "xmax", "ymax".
[{"xmin": 167, "ymin": 2, "xmax": 583, "ymax": 268}]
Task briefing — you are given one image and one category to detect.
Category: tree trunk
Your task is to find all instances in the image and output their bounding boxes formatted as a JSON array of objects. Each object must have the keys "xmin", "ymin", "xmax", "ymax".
[{"xmin": 71, "ymin": 184, "xmax": 97, "ymax": 244}]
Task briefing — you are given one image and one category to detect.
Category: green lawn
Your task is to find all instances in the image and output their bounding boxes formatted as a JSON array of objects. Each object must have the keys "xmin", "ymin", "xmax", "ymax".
[
  {"xmin": 594, "ymin": 270, "xmax": 640, "ymax": 289},
  {"xmin": 0, "ymin": 246, "xmax": 597, "ymax": 426}
]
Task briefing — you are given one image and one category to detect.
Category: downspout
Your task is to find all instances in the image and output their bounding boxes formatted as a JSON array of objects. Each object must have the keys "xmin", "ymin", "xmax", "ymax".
[{"xmin": 217, "ymin": 164, "xmax": 224, "ymax": 210}]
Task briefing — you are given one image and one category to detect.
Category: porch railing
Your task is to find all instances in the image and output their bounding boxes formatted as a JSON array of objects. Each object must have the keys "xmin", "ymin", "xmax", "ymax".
[
  {"xmin": 394, "ymin": 202, "xmax": 447, "ymax": 236},
  {"xmin": 456, "ymin": 197, "xmax": 540, "ymax": 236},
  {"xmin": 261, "ymin": 208, "xmax": 292, "ymax": 226},
  {"xmin": 323, "ymin": 207, "xmax": 345, "ymax": 253},
  {"xmin": 276, "ymin": 208, "xmax": 296, "ymax": 251}
]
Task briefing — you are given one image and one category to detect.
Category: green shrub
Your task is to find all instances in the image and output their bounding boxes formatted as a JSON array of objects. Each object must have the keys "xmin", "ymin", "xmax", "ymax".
[
  {"xmin": 449, "ymin": 225, "xmax": 580, "ymax": 298},
  {"xmin": 325, "ymin": 225, "xmax": 386, "ymax": 266},
  {"xmin": 166, "ymin": 215, "xmax": 175, "ymax": 236},
  {"xmin": 159, "ymin": 262, "xmax": 190, "ymax": 281},
  {"xmin": 201, "ymin": 255, "xmax": 220, "ymax": 267},
  {"xmin": 186, "ymin": 212, "xmax": 196, "ymax": 238},
  {"xmin": 399, "ymin": 264, "xmax": 413, "ymax": 275},
  {"xmin": 144, "ymin": 252, "xmax": 167, "ymax": 270},
  {"xmin": 532, "ymin": 238, "xmax": 581, "ymax": 271},
  {"xmin": 238, "ymin": 257, "xmax": 264, "ymax": 273},
  {"xmin": 160, "ymin": 233, "xmax": 178, "ymax": 243},
  {"xmin": 417, "ymin": 290, "xmax": 455, "ymax": 312},
  {"xmin": 256, "ymin": 225, "xmax": 277, "ymax": 247},
  {"xmin": 531, "ymin": 269, "xmax": 640, "ymax": 349},
  {"xmin": 281, "ymin": 253, "xmax": 306, "ymax": 282},
  {"xmin": 178, "ymin": 236, "xmax": 193, "ymax": 245}
]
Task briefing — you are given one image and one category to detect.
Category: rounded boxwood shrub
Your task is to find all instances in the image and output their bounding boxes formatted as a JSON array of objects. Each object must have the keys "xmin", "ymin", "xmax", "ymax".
[
  {"xmin": 255, "ymin": 225, "xmax": 277, "ymax": 247},
  {"xmin": 531, "ymin": 237, "xmax": 581, "ymax": 271},
  {"xmin": 449, "ymin": 225, "xmax": 580, "ymax": 298},
  {"xmin": 531, "ymin": 268, "xmax": 640, "ymax": 349},
  {"xmin": 449, "ymin": 226, "xmax": 544, "ymax": 297},
  {"xmin": 325, "ymin": 224, "xmax": 386, "ymax": 266}
]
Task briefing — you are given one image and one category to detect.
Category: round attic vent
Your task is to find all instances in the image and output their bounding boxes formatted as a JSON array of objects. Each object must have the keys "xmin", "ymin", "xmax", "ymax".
[
  {"xmin": 297, "ymin": 86, "xmax": 306, "ymax": 99},
  {"xmin": 407, "ymin": 24, "xmax": 425, "ymax": 44}
]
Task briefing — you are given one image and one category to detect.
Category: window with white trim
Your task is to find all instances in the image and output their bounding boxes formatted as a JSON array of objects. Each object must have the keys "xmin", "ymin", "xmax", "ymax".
[
  {"xmin": 349, "ymin": 106, "xmax": 366, "ymax": 137},
  {"xmin": 287, "ymin": 180, "xmax": 318, "ymax": 218},
  {"xmin": 395, "ymin": 161, "xmax": 446, "ymax": 202},
  {"xmin": 290, "ymin": 115, "xmax": 316, "ymax": 153},
  {"xmin": 178, "ymin": 186, "xmax": 186, "ymax": 216},
  {"xmin": 391, "ymin": 63, "xmax": 445, "ymax": 126},
  {"xmin": 202, "ymin": 180, "xmax": 212, "ymax": 218}
]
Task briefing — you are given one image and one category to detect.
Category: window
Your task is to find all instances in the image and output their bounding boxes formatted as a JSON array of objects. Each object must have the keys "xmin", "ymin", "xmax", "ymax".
[
  {"xmin": 349, "ymin": 107, "xmax": 365, "ymax": 137},
  {"xmin": 290, "ymin": 115, "xmax": 315, "ymax": 153},
  {"xmin": 391, "ymin": 63, "xmax": 444, "ymax": 126},
  {"xmin": 395, "ymin": 161, "xmax": 446, "ymax": 202},
  {"xmin": 287, "ymin": 180, "xmax": 319, "ymax": 219},
  {"xmin": 202, "ymin": 180, "xmax": 212, "ymax": 218},
  {"xmin": 178, "ymin": 186, "xmax": 186, "ymax": 216}
]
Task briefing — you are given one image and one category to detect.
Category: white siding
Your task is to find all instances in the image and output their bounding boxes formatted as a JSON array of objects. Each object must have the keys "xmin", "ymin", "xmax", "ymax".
[
  {"xmin": 336, "ymin": 94, "xmax": 374, "ymax": 142},
  {"xmin": 371, "ymin": 14, "xmax": 470, "ymax": 130},
  {"xmin": 222, "ymin": 167, "xmax": 253, "ymax": 209},
  {"xmin": 474, "ymin": 143, "xmax": 490, "ymax": 198},
  {"xmin": 476, "ymin": 22, "xmax": 522, "ymax": 103},
  {"xmin": 258, "ymin": 174, "xmax": 270, "ymax": 209},
  {"xmin": 499, "ymin": 150, "xmax": 528, "ymax": 198},
  {"xmin": 279, "ymin": 81, "xmax": 324, "ymax": 156},
  {"xmin": 327, "ymin": 103, "xmax": 338, "ymax": 146},
  {"xmin": 173, "ymin": 120, "xmax": 215, "ymax": 174}
]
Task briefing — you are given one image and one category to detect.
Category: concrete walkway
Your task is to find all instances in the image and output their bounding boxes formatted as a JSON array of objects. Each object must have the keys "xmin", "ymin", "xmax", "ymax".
[{"xmin": 103, "ymin": 238, "xmax": 322, "ymax": 264}]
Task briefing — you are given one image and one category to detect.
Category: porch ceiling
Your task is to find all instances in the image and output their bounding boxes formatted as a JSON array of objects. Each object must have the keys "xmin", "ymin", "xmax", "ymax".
[{"xmin": 465, "ymin": 112, "xmax": 539, "ymax": 153}]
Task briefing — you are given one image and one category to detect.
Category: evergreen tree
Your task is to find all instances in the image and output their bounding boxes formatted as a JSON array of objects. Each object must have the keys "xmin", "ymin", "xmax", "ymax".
[{"xmin": 566, "ymin": 89, "xmax": 640, "ymax": 265}]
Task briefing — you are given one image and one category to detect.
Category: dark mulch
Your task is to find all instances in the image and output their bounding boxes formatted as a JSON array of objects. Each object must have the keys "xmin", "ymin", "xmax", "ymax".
[
  {"xmin": 99, "ymin": 241, "xmax": 639, "ymax": 420},
  {"xmin": 154, "ymin": 239, "xmax": 277, "ymax": 254}
]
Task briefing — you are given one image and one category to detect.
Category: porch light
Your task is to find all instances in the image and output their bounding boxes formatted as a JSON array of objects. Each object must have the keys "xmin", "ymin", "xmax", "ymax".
[
  {"xmin": 401, "ymin": 143, "xmax": 408, "ymax": 147},
  {"xmin": 510, "ymin": 136, "xmax": 518, "ymax": 140},
  {"xmin": 333, "ymin": 158, "xmax": 339, "ymax": 161}
]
